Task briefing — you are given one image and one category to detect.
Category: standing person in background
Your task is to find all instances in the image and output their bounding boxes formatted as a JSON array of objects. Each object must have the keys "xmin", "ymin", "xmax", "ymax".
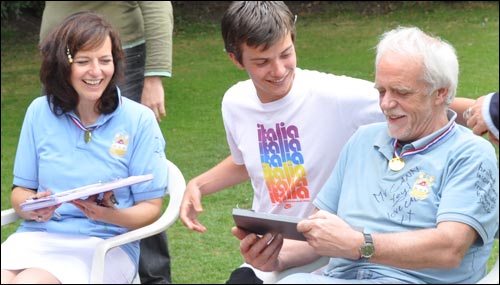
[
  {"xmin": 1, "ymin": 11, "xmax": 168, "ymax": 283},
  {"xmin": 40, "ymin": 1, "xmax": 173, "ymax": 122},
  {"xmin": 461, "ymin": 92, "xmax": 499, "ymax": 146},
  {"xmin": 39, "ymin": 2, "xmax": 174, "ymax": 283}
]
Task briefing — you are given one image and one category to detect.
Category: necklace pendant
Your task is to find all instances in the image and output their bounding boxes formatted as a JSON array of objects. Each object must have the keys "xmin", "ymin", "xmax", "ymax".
[
  {"xmin": 389, "ymin": 157, "xmax": 405, "ymax": 171},
  {"xmin": 84, "ymin": 130, "xmax": 92, "ymax": 143}
]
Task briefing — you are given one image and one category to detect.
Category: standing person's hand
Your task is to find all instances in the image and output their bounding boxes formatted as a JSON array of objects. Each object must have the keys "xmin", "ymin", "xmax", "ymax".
[
  {"xmin": 487, "ymin": 131, "xmax": 499, "ymax": 145},
  {"xmin": 141, "ymin": 76, "xmax": 166, "ymax": 122},
  {"xmin": 463, "ymin": 96, "xmax": 487, "ymax": 136}
]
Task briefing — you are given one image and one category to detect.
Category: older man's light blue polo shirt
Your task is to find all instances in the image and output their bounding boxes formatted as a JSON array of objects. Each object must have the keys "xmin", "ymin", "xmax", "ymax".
[{"xmin": 314, "ymin": 111, "xmax": 499, "ymax": 284}]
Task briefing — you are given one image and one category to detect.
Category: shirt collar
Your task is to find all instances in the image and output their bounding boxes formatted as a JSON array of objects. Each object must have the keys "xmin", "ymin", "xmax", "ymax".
[{"xmin": 375, "ymin": 109, "xmax": 457, "ymax": 159}]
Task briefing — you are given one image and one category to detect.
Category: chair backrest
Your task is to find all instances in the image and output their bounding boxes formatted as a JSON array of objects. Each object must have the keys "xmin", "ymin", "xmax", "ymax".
[{"xmin": 476, "ymin": 226, "xmax": 499, "ymax": 284}]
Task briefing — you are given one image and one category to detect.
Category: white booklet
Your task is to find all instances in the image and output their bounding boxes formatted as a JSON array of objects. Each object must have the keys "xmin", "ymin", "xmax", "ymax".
[
  {"xmin": 232, "ymin": 208, "xmax": 306, "ymax": 241},
  {"xmin": 20, "ymin": 174, "xmax": 154, "ymax": 211}
]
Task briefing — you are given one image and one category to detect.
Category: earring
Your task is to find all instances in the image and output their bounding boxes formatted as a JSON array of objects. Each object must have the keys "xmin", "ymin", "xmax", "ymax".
[{"xmin": 66, "ymin": 47, "xmax": 73, "ymax": 64}]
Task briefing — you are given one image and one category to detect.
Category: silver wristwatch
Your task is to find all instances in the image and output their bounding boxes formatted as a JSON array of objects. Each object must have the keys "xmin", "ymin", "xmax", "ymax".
[{"xmin": 360, "ymin": 233, "xmax": 374, "ymax": 261}]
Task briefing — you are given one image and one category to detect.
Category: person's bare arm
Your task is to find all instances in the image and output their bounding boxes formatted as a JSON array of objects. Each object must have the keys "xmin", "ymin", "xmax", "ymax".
[
  {"xmin": 180, "ymin": 155, "xmax": 250, "ymax": 232},
  {"xmin": 449, "ymin": 97, "xmax": 475, "ymax": 126},
  {"xmin": 300, "ymin": 210, "xmax": 477, "ymax": 270},
  {"xmin": 71, "ymin": 197, "xmax": 163, "ymax": 230},
  {"xmin": 141, "ymin": 76, "xmax": 166, "ymax": 122}
]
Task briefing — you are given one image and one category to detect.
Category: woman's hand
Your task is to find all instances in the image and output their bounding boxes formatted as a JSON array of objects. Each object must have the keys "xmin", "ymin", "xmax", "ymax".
[
  {"xmin": 70, "ymin": 190, "xmax": 117, "ymax": 220},
  {"xmin": 27, "ymin": 189, "xmax": 60, "ymax": 222}
]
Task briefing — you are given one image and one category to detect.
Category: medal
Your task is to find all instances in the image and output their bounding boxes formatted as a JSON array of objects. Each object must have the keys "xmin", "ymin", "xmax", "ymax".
[
  {"xmin": 84, "ymin": 130, "xmax": 92, "ymax": 143},
  {"xmin": 389, "ymin": 122, "xmax": 456, "ymax": 172},
  {"xmin": 389, "ymin": 157, "xmax": 405, "ymax": 171},
  {"xmin": 68, "ymin": 115, "xmax": 99, "ymax": 144}
]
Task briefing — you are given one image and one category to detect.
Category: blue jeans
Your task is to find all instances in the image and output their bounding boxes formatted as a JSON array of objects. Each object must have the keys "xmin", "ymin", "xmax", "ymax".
[
  {"xmin": 120, "ymin": 44, "xmax": 145, "ymax": 102},
  {"xmin": 122, "ymin": 44, "xmax": 171, "ymax": 284}
]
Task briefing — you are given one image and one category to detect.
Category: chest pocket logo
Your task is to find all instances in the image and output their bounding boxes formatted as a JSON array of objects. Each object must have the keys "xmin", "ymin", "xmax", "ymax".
[{"xmin": 109, "ymin": 132, "xmax": 130, "ymax": 157}]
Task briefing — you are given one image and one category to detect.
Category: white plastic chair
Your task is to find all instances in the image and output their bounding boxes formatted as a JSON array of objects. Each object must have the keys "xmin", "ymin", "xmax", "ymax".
[
  {"xmin": 476, "ymin": 227, "xmax": 499, "ymax": 284},
  {"xmin": 256, "ymin": 227, "xmax": 499, "ymax": 284},
  {"xmin": 1, "ymin": 159, "xmax": 186, "ymax": 284}
]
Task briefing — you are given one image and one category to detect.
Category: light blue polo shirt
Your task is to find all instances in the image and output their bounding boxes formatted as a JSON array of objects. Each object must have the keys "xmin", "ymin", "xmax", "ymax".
[
  {"xmin": 12, "ymin": 87, "xmax": 169, "ymax": 268},
  {"xmin": 314, "ymin": 111, "xmax": 499, "ymax": 284}
]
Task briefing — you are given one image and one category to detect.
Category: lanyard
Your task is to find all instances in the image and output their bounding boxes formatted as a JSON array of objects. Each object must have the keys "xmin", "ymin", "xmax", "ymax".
[
  {"xmin": 68, "ymin": 115, "xmax": 100, "ymax": 143},
  {"xmin": 389, "ymin": 122, "xmax": 455, "ymax": 171}
]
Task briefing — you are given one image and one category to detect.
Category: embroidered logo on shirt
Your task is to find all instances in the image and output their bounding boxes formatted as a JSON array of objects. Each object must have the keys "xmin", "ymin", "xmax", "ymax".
[
  {"xmin": 410, "ymin": 173, "xmax": 435, "ymax": 200},
  {"xmin": 109, "ymin": 132, "xmax": 130, "ymax": 157}
]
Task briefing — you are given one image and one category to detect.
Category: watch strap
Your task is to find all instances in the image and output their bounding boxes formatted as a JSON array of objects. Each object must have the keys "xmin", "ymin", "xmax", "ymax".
[{"xmin": 364, "ymin": 232, "xmax": 373, "ymax": 244}]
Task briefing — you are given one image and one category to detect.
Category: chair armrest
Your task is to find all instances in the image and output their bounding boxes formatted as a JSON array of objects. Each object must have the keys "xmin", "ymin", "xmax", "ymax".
[
  {"xmin": 90, "ymin": 160, "xmax": 186, "ymax": 283},
  {"xmin": 273, "ymin": 256, "xmax": 329, "ymax": 283},
  {"xmin": 476, "ymin": 250, "xmax": 499, "ymax": 284},
  {"xmin": 252, "ymin": 256, "xmax": 329, "ymax": 284},
  {"xmin": 1, "ymin": 208, "xmax": 21, "ymax": 226},
  {"xmin": 89, "ymin": 207, "xmax": 179, "ymax": 283}
]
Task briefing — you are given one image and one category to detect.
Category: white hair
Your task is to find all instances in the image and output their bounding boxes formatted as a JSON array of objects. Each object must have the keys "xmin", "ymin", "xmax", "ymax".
[{"xmin": 375, "ymin": 26, "xmax": 459, "ymax": 104}]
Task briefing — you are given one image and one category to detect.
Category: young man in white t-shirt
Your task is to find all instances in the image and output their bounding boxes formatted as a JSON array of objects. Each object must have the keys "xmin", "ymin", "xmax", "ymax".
[{"xmin": 181, "ymin": 0, "xmax": 382, "ymax": 233}]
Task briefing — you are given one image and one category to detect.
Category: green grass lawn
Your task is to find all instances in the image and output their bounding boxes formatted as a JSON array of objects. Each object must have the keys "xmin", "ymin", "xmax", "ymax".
[{"xmin": 1, "ymin": 2, "xmax": 498, "ymax": 284}]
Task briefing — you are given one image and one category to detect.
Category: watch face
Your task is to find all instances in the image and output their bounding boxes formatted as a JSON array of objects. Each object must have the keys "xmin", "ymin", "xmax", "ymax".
[
  {"xmin": 361, "ymin": 244, "xmax": 375, "ymax": 258},
  {"xmin": 361, "ymin": 233, "xmax": 374, "ymax": 259}
]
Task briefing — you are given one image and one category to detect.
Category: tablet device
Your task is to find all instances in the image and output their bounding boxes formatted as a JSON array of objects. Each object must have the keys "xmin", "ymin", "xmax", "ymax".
[{"xmin": 232, "ymin": 208, "xmax": 306, "ymax": 241}]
